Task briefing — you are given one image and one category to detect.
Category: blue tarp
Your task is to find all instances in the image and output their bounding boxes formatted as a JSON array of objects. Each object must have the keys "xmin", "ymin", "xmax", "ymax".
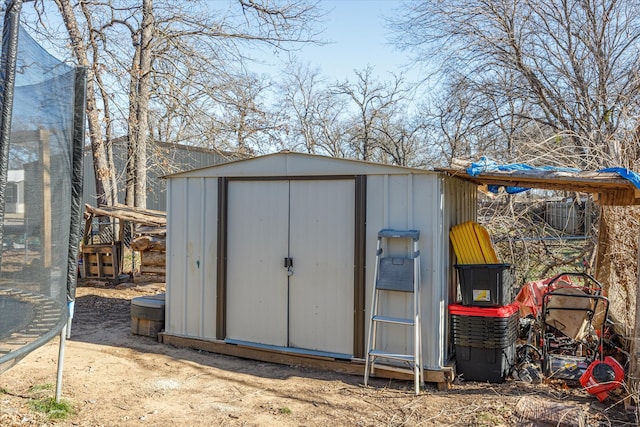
[
  {"xmin": 467, "ymin": 157, "xmax": 640, "ymax": 194},
  {"xmin": 599, "ymin": 167, "xmax": 640, "ymax": 190}
]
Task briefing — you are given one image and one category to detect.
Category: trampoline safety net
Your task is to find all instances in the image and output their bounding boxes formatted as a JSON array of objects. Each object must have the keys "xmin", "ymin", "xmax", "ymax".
[{"xmin": 0, "ymin": 3, "xmax": 86, "ymax": 373}]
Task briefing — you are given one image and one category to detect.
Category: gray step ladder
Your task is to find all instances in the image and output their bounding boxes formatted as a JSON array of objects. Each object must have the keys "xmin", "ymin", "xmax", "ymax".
[{"xmin": 364, "ymin": 229, "xmax": 424, "ymax": 395}]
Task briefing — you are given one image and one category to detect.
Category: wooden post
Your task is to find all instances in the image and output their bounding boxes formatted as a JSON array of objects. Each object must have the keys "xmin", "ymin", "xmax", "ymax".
[
  {"xmin": 632, "ymin": 230, "xmax": 640, "ymax": 408},
  {"xmin": 83, "ymin": 211, "xmax": 93, "ymax": 245},
  {"xmin": 39, "ymin": 129, "xmax": 51, "ymax": 268}
]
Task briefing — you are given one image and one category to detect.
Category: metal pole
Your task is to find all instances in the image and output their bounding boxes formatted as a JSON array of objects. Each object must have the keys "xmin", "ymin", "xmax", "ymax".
[{"xmin": 55, "ymin": 323, "xmax": 67, "ymax": 402}]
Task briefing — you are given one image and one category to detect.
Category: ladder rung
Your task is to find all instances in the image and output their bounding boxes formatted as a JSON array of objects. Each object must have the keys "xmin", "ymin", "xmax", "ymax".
[
  {"xmin": 366, "ymin": 229, "xmax": 423, "ymax": 395},
  {"xmin": 368, "ymin": 349, "xmax": 416, "ymax": 362},
  {"xmin": 372, "ymin": 315, "xmax": 415, "ymax": 326}
]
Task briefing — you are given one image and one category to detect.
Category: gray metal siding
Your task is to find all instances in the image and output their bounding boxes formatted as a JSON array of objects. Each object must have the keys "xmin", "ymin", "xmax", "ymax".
[
  {"xmin": 442, "ymin": 176, "xmax": 478, "ymax": 362},
  {"xmin": 167, "ymin": 151, "xmax": 434, "ymax": 179},
  {"xmin": 166, "ymin": 176, "xmax": 218, "ymax": 339},
  {"xmin": 166, "ymin": 177, "xmax": 187, "ymax": 336},
  {"xmin": 83, "ymin": 141, "xmax": 238, "ymax": 210},
  {"xmin": 165, "ymin": 154, "xmax": 477, "ymax": 372},
  {"xmin": 363, "ymin": 174, "xmax": 476, "ymax": 370},
  {"xmin": 365, "ymin": 174, "xmax": 449, "ymax": 370}
]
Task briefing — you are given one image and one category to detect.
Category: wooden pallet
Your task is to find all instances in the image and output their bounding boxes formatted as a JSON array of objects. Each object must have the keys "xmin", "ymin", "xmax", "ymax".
[{"xmin": 82, "ymin": 242, "xmax": 122, "ymax": 283}]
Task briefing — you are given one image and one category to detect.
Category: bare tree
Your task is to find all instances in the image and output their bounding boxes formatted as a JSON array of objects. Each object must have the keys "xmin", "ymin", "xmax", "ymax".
[
  {"xmin": 424, "ymin": 72, "xmax": 531, "ymax": 166},
  {"xmin": 121, "ymin": 0, "xmax": 154, "ymax": 208},
  {"xmin": 215, "ymin": 71, "xmax": 282, "ymax": 154},
  {"xmin": 375, "ymin": 116, "xmax": 428, "ymax": 167},
  {"xmin": 392, "ymin": 0, "xmax": 640, "ymax": 169},
  {"xmin": 32, "ymin": 0, "xmax": 324, "ymax": 207},
  {"xmin": 331, "ymin": 67, "xmax": 409, "ymax": 162},
  {"xmin": 52, "ymin": 0, "xmax": 118, "ymax": 207},
  {"xmin": 143, "ymin": 0, "xmax": 324, "ymax": 155},
  {"xmin": 277, "ymin": 62, "xmax": 429, "ymax": 164},
  {"xmin": 393, "ymin": 0, "xmax": 640, "ymax": 398},
  {"xmin": 278, "ymin": 62, "xmax": 349, "ymax": 156}
]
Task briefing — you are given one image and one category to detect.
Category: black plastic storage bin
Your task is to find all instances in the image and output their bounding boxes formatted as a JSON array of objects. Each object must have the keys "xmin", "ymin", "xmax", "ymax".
[
  {"xmin": 454, "ymin": 343, "xmax": 516, "ymax": 383},
  {"xmin": 449, "ymin": 302, "xmax": 519, "ymax": 383},
  {"xmin": 451, "ymin": 315, "xmax": 519, "ymax": 348},
  {"xmin": 455, "ymin": 263, "xmax": 514, "ymax": 307}
]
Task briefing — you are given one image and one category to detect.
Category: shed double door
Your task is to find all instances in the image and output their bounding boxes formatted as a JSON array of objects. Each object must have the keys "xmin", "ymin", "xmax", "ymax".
[{"xmin": 226, "ymin": 179, "xmax": 355, "ymax": 356}]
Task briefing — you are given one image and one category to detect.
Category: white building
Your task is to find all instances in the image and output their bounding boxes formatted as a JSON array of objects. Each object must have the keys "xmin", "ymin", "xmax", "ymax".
[{"xmin": 6, "ymin": 170, "xmax": 24, "ymax": 214}]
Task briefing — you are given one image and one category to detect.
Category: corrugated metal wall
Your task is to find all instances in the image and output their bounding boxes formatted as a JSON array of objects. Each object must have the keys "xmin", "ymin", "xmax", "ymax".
[
  {"xmin": 165, "ymin": 158, "xmax": 477, "ymax": 372},
  {"xmin": 545, "ymin": 201, "xmax": 588, "ymax": 235},
  {"xmin": 83, "ymin": 141, "xmax": 239, "ymax": 211},
  {"xmin": 166, "ymin": 176, "xmax": 218, "ymax": 339},
  {"xmin": 364, "ymin": 174, "xmax": 476, "ymax": 370},
  {"xmin": 442, "ymin": 176, "xmax": 478, "ymax": 363}
]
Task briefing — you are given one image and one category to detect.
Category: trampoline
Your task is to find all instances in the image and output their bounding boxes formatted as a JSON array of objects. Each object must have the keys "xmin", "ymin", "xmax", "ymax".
[
  {"xmin": 0, "ymin": 0, "xmax": 86, "ymax": 400},
  {"xmin": 0, "ymin": 287, "xmax": 65, "ymax": 372}
]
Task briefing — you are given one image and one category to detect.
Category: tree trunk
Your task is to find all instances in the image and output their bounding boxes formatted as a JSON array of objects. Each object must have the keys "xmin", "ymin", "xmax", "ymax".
[
  {"xmin": 56, "ymin": 0, "xmax": 117, "ymax": 206},
  {"xmin": 141, "ymin": 251, "xmax": 165, "ymax": 267},
  {"xmin": 126, "ymin": 39, "xmax": 141, "ymax": 207},
  {"xmin": 131, "ymin": 235, "xmax": 166, "ymax": 252},
  {"xmin": 134, "ymin": 0, "xmax": 154, "ymax": 209}
]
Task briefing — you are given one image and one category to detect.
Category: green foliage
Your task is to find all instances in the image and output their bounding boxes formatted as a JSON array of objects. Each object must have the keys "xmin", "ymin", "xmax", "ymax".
[
  {"xmin": 278, "ymin": 407, "xmax": 292, "ymax": 415},
  {"xmin": 475, "ymin": 411, "xmax": 503, "ymax": 426},
  {"xmin": 28, "ymin": 383, "xmax": 53, "ymax": 393},
  {"xmin": 29, "ymin": 397, "xmax": 74, "ymax": 420}
]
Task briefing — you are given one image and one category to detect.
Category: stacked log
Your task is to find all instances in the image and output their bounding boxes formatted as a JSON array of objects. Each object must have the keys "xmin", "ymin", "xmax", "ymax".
[{"xmin": 131, "ymin": 226, "xmax": 166, "ymax": 275}]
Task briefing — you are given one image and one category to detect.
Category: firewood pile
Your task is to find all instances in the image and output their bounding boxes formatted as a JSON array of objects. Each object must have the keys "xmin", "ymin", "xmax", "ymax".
[
  {"xmin": 131, "ymin": 225, "xmax": 166, "ymax": 275},
  {"xmin": 84, "ymin": 203, "xmax": 167, "ymax": 277}
]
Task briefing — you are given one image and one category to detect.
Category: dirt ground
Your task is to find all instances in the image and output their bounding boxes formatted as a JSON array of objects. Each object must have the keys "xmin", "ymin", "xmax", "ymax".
[{"xmin": 0, "ymin": 277, "xmax": 635, "ymax": 426}]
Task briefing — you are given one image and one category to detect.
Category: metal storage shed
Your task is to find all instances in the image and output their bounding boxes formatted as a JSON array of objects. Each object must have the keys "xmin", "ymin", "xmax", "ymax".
[{"xmin": 162, "ymin": 152, "xmax": 477, "ymax": 385}]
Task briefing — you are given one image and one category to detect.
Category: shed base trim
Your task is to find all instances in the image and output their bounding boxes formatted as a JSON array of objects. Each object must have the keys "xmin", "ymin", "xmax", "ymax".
[
  {"xmin": 159, "ymin": 333, "xmax": 454, "ymax": 388},
  {"xmin": 225, "ymin": 338, "xmax": 352, "ymax": 360}
]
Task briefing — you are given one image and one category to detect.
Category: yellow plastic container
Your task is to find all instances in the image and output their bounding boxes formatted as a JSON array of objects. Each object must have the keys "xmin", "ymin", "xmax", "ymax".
[{"xmin": 450, "ymin": 221, "xmax": 498, "ymax": 264}]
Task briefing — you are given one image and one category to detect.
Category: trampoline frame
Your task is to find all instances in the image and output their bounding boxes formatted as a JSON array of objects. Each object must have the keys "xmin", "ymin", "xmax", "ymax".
[
  {"xmin": 0, "ymin": 0, "xmax": 87, "ymax": 402},
  {"xmin": 0, "ymin": 287, "xmax": 67, "ymax": 372}
]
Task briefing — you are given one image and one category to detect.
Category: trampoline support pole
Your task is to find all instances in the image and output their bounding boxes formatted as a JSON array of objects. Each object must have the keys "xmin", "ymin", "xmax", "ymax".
[{"xmin": 55, "ymin": 324, "xmax": 67, "ymax": 402}]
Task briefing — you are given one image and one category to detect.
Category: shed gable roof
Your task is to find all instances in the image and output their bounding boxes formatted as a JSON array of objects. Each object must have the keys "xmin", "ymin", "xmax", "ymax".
[{"xmin": 165, "ymin": 151, "xmax": 436, "ymax": 178}]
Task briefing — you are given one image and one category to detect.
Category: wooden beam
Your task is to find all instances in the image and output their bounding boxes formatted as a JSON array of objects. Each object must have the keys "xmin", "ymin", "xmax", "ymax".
[
  {"xmin": 139, "ymin": 265, "xmax": 165, "ymax": 274},
  {"xmin": 437, "ymin": 167, "xmax": 639, "ymax": 206},
  {"xmin": 83, "ymin": 212, "xmax": 93, "ymax": 245},
  {"xmin": 140, "ymin": 251, "xmax": 165, "ymax": 266},
  {"xmin": 84, "ymin": 203, "xmax": 166, "ymax": 226},
  {"xmin": 632, "ymin": 231, "xmax": 640, "ymax": 405},
  {"xmin": 594, "ymin": 190, "xmax": 637, "ymax": 206},
  {"xmin": 40, "ymin": 129, "xmax": 51, "ymax": 268}
]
